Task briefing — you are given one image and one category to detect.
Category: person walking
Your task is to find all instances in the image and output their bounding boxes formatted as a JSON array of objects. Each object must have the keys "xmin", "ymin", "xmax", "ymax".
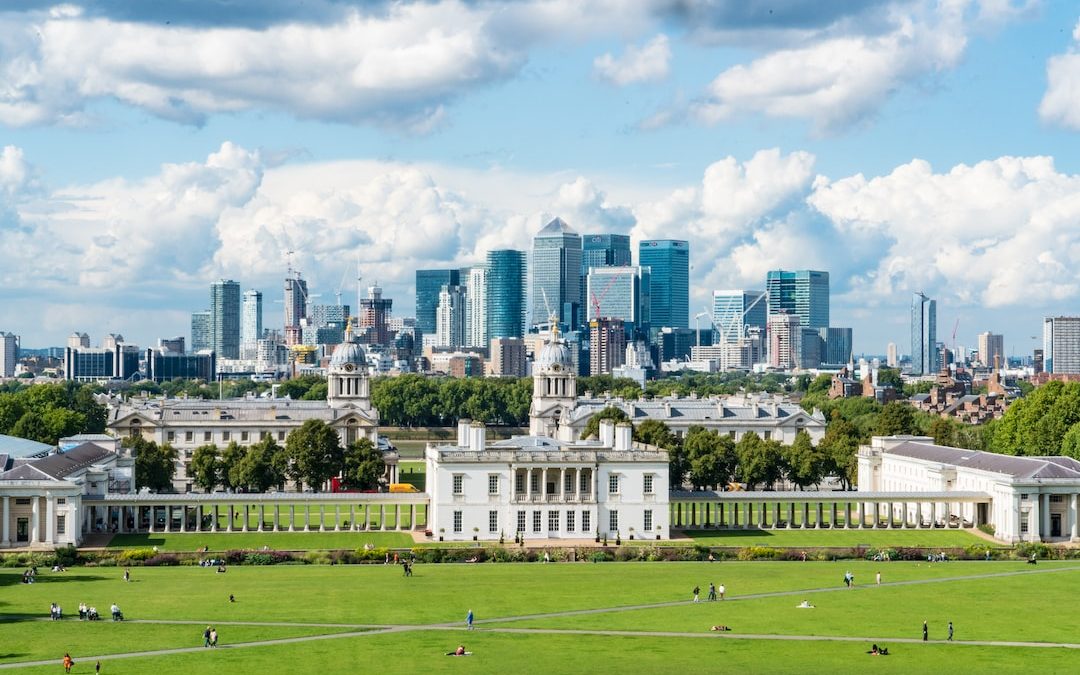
[
  {"xmin": 123, "ymin": 568, "xmax": 130, "ymax": 582},
  {"xmin": 209, "ymin": 628, "xmax": 218, "ymax": 648},
  {"xmin": 876, "ymin": 571, "xmax": 881, "ymax": 585},
  {"xmin": 204, "ymin": 626, "xmax": 212, "ymax": 648},
  {"xmin": 95, "ymin": 661, "xmax": 101, "ymax": 673},
  {"xmin": 692, "ymin": 585, "xmax": 700, "ymax": 603},
  {"xmin": 466, "ymin": 609, "xmax": 474, "ymax": 630},
  {"xmin": 948, "ymin": 621, "xmax": 954, "ymax": 641},
  {"xmin": 922, "ymin": 621, "xmax": 928, "ymax": 641},
  {"xmin": 62, "ymin": 653, "xmax": 74, "ymax": 673},
  {"xmin": 718, "ymin": 583, "xmax": 726, "ymax": 600},
  {"xmin": 707, "ymin": 583, "xmax": 717, "ymax": 601}
]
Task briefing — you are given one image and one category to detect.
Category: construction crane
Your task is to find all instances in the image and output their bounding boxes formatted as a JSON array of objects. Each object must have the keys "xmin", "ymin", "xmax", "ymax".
[
  {"xmin": 589, "ymin": 271, "xmax": 624, "ymax": 321},
  {"xmin": 951, "ymin": 317, "xmax": 960, "ymax": 367}
]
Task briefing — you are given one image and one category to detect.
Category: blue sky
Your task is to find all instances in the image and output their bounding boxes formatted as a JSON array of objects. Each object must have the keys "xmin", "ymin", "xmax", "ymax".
[{"xmin": 2, "ymin": 0, "xmax": 1080, "ymax": 358}]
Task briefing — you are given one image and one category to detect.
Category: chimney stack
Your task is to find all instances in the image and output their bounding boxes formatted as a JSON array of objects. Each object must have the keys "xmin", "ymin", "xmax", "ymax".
[
  {"xmin": 614, "ymin": 422, "xmax": 633, "ymax": 451},
  {"xmin": 458, "ymin": 419, "xmax": 472, "ymax": 448}
]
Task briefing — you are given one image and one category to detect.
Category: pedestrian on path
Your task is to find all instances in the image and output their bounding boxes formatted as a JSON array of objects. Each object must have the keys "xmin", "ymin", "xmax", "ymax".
[
  {"xmin": 876, "ymin": 571, "xmax": 881, "ymax": 585},
  {"xmin": 718, "ymin": 583, "xmax": 725, "ymax": 600},
  {"xmin": 96, "ymin": 661, "xmax": 101, "ymax": 673},
  {"xmin": 210, "ymin": 628, "xmax": 218, "ymax": 647},
  {"xmin": 466, "ymin": 609, "xmax": 474, "ymax": 630},
  {"xmin": 922, "ymin": 621, "xmax": 928, "ymax": 641},
  {"xmin": 692, "ymin": 585, "xmax": 700, "ymax": 603},
  {"xmin": 707, "ymin": 583, "xmax": 717, "ymax": 601},
  {"xmin": 948, "ymin": 621, "xmax": 954, "ymax": 641},
  {"xmin": 62, "ymin": 653, "xmax": 74, "ymax": 673},
  {"xmin": 204, "ymin": 626, "xmax": 212, "ymax": 647}
]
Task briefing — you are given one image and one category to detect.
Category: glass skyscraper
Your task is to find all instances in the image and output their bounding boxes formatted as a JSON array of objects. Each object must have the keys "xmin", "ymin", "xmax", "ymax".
[
  {"xmin": 819, "ymin": 326, "xmax": 853, "ymax": 366},
  {"xmin": 531, "ymin": 218, "xmax": 582, "ymax": 330},
  {"xmin": 765, "ymin": 270, "xmax": 829, "ymax": 330},
  {"xmin": 486, "ymin": 249, "xmax": 526, "ymax": 339},
  {"xmin": 241, "ymin": 290, "xmax": 262, "ymax": 359},
  {"xmin": 638, "ymin": 239, "xmax": 689, "ymax": 330},
  {"xmin": 711, "ymin": 290, "xmax": 767, "ymax": 343},
  {"xmin": 911, "ymin": 292, "xmax": 938, "ymax": 375},
  {"xmin": 415, "ymin": 269, "xmax": 460, "ymax": 337},
  {"xmin": 586, "ymin": 265, "xmax": 650, "ymax": 339},
  {"xmin": 210, "ymin": 279, "xmax": 241, "ymax": 359},
  {"xmin": 582, "ymin": 233, "xmax": 631, "ymax": 272},
  {"xmin": 190, "ymin": 310, "xmax": 211, "ymax": 352}
]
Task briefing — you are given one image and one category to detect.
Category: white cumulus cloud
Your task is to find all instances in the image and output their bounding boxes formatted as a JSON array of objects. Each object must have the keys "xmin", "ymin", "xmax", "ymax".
[
  {"xmin": 593, "ymin": 34, "xmax": 671, "ymax": 85},
  {"xmin": 1039, "ymin": 18, "xmax": 1080, "ymax": 130}
]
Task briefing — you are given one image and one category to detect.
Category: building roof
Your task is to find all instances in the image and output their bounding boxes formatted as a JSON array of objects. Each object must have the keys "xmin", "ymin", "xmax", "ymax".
[
  {"xmin": 568, "ymin": 395, "xmax": 825, "ymax": 426},
  {"xmin": 0, "ymin": 433, "xmax": 53, "ymax": 458},
  {"xmin": 0, "ymin": 463, "xmax": 58, "ymax": 481},
  {"xmin": 24, "ymin": 443, "xmax": 116, "ymax": 479},
  {"xmin": 109, "ymin": 398, "xmax": 376, "ymax": 425},
  {"xmin": 536, "ymin": 217, "xmax": 576, "ymax": 236},
  {"xmin": 886, "ymin": 441, "xmax": 1080, "ymax": 481}
]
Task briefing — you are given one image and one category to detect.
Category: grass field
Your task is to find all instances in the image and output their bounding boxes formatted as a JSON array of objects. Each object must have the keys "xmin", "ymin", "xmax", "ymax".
[
  {"xmin": 3, "ymin": 561, "xmax": 1078, "ymax": 673},
  {"xmin": 683, "ymin": 528, "xmax": 988, "ymax": 548}
]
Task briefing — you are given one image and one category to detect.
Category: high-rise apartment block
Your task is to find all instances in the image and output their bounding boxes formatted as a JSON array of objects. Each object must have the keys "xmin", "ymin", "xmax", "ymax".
[
  {"xmin": 358, "ymin": 284, "xmax": 391, "ymax": 345},
  {"xmin": 489, "ymin": 337, "xmax": 527, "ymax": 377},
  {"xmin": 887, "ymin": 342, "xmax": 898, "ymax": 368},
  {"xmin": 190, "ymin": 311, "xmax": 211, "ymax": 352},
  {"xmin": 819, "ymin": 327, "xmax": 853, "ymax": 367},
  {"xmin": 210, "ymin": 279, "xmax": 241, "ymax": 359},
  {"xmin": 590, "ymin": 318, "xmax": 627, "ymax": 375},
  {"xmin": 241, "ymin": 290, "xmax": 262, "ymax": 359},
  {"xmin": 486, "ymin": 250, "xmax": 526, "ymax": 339},
  {"xmin": 283, "ymin": 274, "xmax": 308, "ymax": 330},
  {"xmin": 0, "ymin": 332, "xmax": 18, "ymax": 377},
  {"xmin": 435, "ymin": 285, "xmax": 467, "ymax": 348},
  {"xmin": 465, "ymin": 266, "xmax": 487, "ymax": 349},
  {"xmin": 638, "ymin": 239, "xmax": 689, "ymax": 330},
  {"xmin": 1044, "ymin": 316, "xmax": 1080, "ymax": 374},
  {"xmin": 67, "ymin": 332, "xmax": 90, "ymax": 349},
  {"xmin": 415, "ymin": 269, "xmax": 460, "ymax": 337},
  {"xmin": 911, "ymin": 292, "xmax": 938, "ymax": 375},
  {"xmin": 531, "ymin": 218, "xmax": 582, "ymax": 330},
  {"xmin": 766, "ymin": 270, "xmax": 829, "ymax": 329},
  {"xmin": 977, "ymin": 331, "xmax": 1004, "ymax": 368},
  {"xmin": 711, "ymin": 290, "xmax": 767, "ymax": 344},
  {"xmin": 768, "ymin": 310, "xmax": 802, "ymax": 370}
]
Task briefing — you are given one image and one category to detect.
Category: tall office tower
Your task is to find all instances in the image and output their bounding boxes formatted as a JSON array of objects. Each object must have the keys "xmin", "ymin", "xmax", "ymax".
[
  {"xmin": 886, "ymin": 342, "xmax": 898, "ymax": 368},
  {"xmin": 210, "ymin": 279, "xmax": 241, "ymax": 359},
  {"xmin": 358, "ymin": 284, "xmax": 392, "ymax": 345},
  {"xmin": 586, "ymin": 266, "xmax": 650, "ymax": 337},
  {"xmin": 765, "ymin": 270, "xmax": 830, "ymax": 329},
  {"xmin": 638, "ymin": 239, "xmax": 689, "ymax": 331},
  {"xmin": 1034, "ymin": 348, "xmax": 1045, "ymax": 374},
  {"xmin": 531, "ymin": 218, "xmax": 583, "ymax": 330},
  {"xmin": 582, "ymin": 233, "xmax": 631, "ymax": 303},
  {"xmin": 435, "ymin": 284, "xmax": 467, "ymax": 348},
  {"xmin": 768, "ymin": 310, "xmax": 802, "ymax": 370},
  {"xmin": 819, "ymin": 327, "xmax": 853, "ymax": 367},
  {"xmin": 158, "ymin": 336, "xmax": 185, "ymax": 353},
  {"xmin": 486, "ymin": 250, "xmax": 526, "ymax": 339},
  {"xmin": 489, "ymin": 337, "xmax": 527, "ymax": 377},
  {"xmin": 0, "ymin": 331, "xmax": 18, "ymax": 377},
  {"xmin": 241, "ymin": 290, "xmax": 263, "ymax": 359},
  {"xmin": 283, "ymin": 274, "xmax": 308, "ymax": 331},
  {"xmin": 1044, "ymin": 316, "xmax": 1080, "ymax": 374},
  {"xmin": 465, "ymin": 266, "xmax": 488, "ymax": 348},
  {"xmin": 711, "ymin": 290, "xmax": 767, "ymax": 344},
  {"xmin": 190, "ymin": 311, "xmax": 211, "ymax": 352},
  {"xmin": 977, "ymin": 331, "xmax": 1005, "ymax": 368},
  {"xmin": 67, "ymin": 332, "xmax": 90, "ymax": 349},
  {"xmin": 911, "ymin": 292, "xmax": 938, "ymax": 375},
  {"xmin": 416, "ymin": 269, "xmax": 460, "ymax": 336},
  {"xmin": 801, "ymin": 328, "xmax": 823, "ymax": 369},
  {"xmin": 310, "ymin": 304, "xmax": 349, "ymax": 328},
  {"xmin": 590, "ymin": 318, "xmax": 627, "ymax": 375}
]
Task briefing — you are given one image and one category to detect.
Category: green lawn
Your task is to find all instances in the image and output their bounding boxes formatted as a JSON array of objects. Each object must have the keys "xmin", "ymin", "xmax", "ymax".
[
  {"xmin": 683, "ymin": 528, "xmax": 988, "ymax": 548},
  {"xmin": 3, "ymin": 561, "xmax": 1078, "ymax": 672},
  {"xmin": 104, "ymin": 531, "xmax": 416, "ymax": 551}
]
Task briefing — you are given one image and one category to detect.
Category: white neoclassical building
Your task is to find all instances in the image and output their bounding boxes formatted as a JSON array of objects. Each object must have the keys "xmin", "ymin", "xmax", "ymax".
[
  {"xmin": 430, "ymin": 336, "xmax": 670, "ymax": 542},
  {"xmin": 106, "ymin": 340, "xmax": 397, "ymax": 491},
  {"xmin": 858, "ymin": 435, "xmax": 1080, "ymax": 543}
]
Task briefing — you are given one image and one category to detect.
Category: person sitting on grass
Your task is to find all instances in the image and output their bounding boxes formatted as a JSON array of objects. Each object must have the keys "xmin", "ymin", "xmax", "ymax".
[
  {"xmin": 446, "ymin": 645, "xmax": 469, "ymax": 656},
  {"xmin": 797, "ymin": 600, "xmax": 815, "ymax": 608},
  {"xmin": 710, "ymin": 625, "xmax": 732, "ymax": 632}
]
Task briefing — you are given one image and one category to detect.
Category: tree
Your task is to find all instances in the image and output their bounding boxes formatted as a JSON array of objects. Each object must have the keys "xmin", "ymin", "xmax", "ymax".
[
  {"xmin": 783, "ymin": 430, "xmax": 826, "ymax": 490},
  {"xmin": 190, "ymin": 444, "xmax": 220, "ymax": 492},
  {"xmin": 234, "ymin": 437, "xmax": 285, "ymax": 492},
  {"xmin": 634, "ymin": 420, "xmax": 687, "ymax": 486},
  {"xmin": 876, "ymin": 367, "xmax": 903, "ymax": 389},
  {"xmin": 683, "ymin": 427, "xmax": 737, "ymax": 490},
  {"xmin": 126, "ymin": 437, "xmax": 177, "ymax": 492},
  {"xmin": 821, "ymin": 412, "xmax": 860, "ymax": 490},
  {"xmin": 581, "ymin": 407, "xmax": 630, "ymax": 440},
  {"xmin": 342, "ymin": 438, "xmax": 386, "ymax": 490},
  {"xmin": 735, "ymin": 432, "xmax": 784, "ymax": 490},
  {"xmin": 1061, "ymin": 422, "xmax": 1080, "ymax": 461},
  {"xmin": 285, "ymin": 419, "xmax": 344, "ymax": 492},
  {"xmin": 219, "ymin": 441, "xmax": 247, "ymax": 490},
  {"xmin": 875, "ymin": 401, "xmax": 916, "ymax": 436},
  {"xmin": 928, "ymin": 417, "xmax": 955, "ymax": 447},
  {"xmin": 807, "ymin": 373, "xmax": 833, "ymax": 396}
]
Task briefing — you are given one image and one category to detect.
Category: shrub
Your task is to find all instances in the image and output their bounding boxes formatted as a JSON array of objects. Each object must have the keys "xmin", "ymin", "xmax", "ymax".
[
  {"xmin": 977, "ymin": 523, "xmax": 996, "ymax": 536},
  {"xmin": 143, "ymin": 553, "xmax": 179, "ymax": 566},
  {"xmin": 737, "ymin": 546, "xmax": 781, "ymax": 561},
  {"xmin": 54, "ymin": 545, "xmax": 79, "ymax": 567},
  {"xmin": 589, "ymin": 551, "xmax": 613, "ymax": 563},
  {"xmin": 245, "ymin": 551, "xmax": 291, "ymax": 565},
  {"xmin": 118, "ymin": 548, "xmax": 158, "ymax": 563}
]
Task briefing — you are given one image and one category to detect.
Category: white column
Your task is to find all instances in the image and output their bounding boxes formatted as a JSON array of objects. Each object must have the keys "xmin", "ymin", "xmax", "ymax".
[
  {"xmin": 180, "ymin": 506, "xmax": 187, "ymax": 532},
  {"xmin": 542, "ymin": 468, "xmax": 548, "ymax": 502},
  {"xmin": 349, "ymin": 504, "xmax": 355, "ymax": 531},
  {"xmin": 45, "ymin": 496, "xmax": 56, "ymax": 545},
  {"xmin": 1029, "ymin": 494, "xmax": 1040, "ymax": 542},
  {"xmin": 1070, "ymin": 494, "xmax": 1079, "ymax": 541},
  {"xmin": 1041, "ymin": 494, "xmax": 1051, "ymax": 540},
  {"xmin": 319, "ymin": 505, "xmax": 326, "ymax": 532},
  {"xmin": 259, "ymin": 505, "xmax": 265, "ymax": 531},
  {"xmin": 380, "ymin": 504, "xmax": 387, "ymax": 531},
  {"xmin": 559, "ymin": 469, "xmax": 566, "ymax": 502},
  {"xmin": 31, "ymin": 497, "xmax": 40, "ymax": 544},
  {"xmin": 335, "ymin": 505, "xmax": 341, "ymax": 532},
  {"xmin": 305, "ymin": 505, "xmax": 311, "ymax": 531},
  {"xmin": 289, "ymin": 505, "xmax": 296, "ymax": 531},
  {"xmin": 525, "ymin": 468, "xmax": 532, "ymax": 501},
  {"xmin": 2, "ymin": 495, "xmax": 11, "ymax": 546},
  {"xmin": 242, "ymin": 505, "xmax": 250, "ymax": 532},
  {"xmin": 227, "ymin": 505, "xmax": 234, "ymax": 532},
  {"xmin": 274, "ymin": 506, "xmax": 280, "ymax": 532}
]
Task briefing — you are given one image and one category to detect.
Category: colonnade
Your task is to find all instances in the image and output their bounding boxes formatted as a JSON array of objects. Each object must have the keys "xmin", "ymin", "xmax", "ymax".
[{"xmin": 514, "ymin": 467, "xmax": 595, "ymax": 503}]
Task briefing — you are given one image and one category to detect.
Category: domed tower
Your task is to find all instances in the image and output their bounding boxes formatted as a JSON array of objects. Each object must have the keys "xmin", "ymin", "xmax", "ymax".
[
  {"xmin": 529, "ymin": 329, "xmax": 577, "ymax": 438},
  {"xmin": 327, "ymin": 338, "xmax": 372, "ymax": 411}
]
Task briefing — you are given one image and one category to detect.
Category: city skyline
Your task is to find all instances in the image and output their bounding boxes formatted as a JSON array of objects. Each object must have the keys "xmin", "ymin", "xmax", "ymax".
[{"xmin": 3, "ymin": 2, "xmax": 1080, "ymax": 354}]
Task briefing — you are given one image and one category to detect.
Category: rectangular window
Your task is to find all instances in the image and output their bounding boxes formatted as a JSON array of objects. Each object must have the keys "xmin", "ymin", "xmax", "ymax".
[
  {"xmin": 580, "ymin": 471, "xmax": 589, "ymax": 493},
  {"xmin": 609, "ymin": 510, "xmax": 619, "ymax": 533},
  {"xmin": 582, "ymin": 510, "xmax": 591, "ymax": 532},
  {"xmin": 729, "ymin": 430, "xmax": 736, "ymax": 438},
  {"xmin": 56, "ymin": 515, "xmax": 66, "ymax": 535},
  {"xmin": 222, "ymin": 431, "xmax": 230, "ymax": 441},
  {"xmin": 488, "ymin": 474, "xmax": 499, "ymax": 495},
  {"xmin": 1050, "ymin": 495, "xmax": 1064, "ymax": 503},
  {"xmin": 1020, "ymin": 513, "xmax": 1029, "ymax": 533},
  {"xmin": 763, "ymin": 431, "xmax": 771, "ymax": 440},
  {"xmin": 532, "ymin": 511, "xmax": 542, "ymax": 533},
  {"xmin": 185, "ymin": 431, "xmax": 193, "ymax": 442},
  {"xmin": 548, "ymin": 510, "xmax": 559, "ymax": 531},
  {"xmin": 517, "ymin": 510, "xmax": 526, "ymax": 533},
  {"xmin": 453, "ymin": 511, "xmax": 463, "ymax": 533},
  {"xmin": 530, "ymin": 472, "xmax": 540, "ymax": 493},
  {"xmin": 515, "ymin": 473, "xmax": 524, "ymax": 493},
  {"xmin": 489, "ymin": 510, "xmax": 499, "ymax": 533},
  {"xmin": 453, "ymin": 474, "xmax": 464, "ymax": 495},
  {"xmin": 56, "ymin": 498, "xmax": 66, "ymax": 505},
  {"xmin": 278, "ymin": 431, "xmax": 286, "ymax": 441},
  {"xmin": 15, "ymin": 498, "xmax": 30, "ymax": 506},
  {"xmin": 167, "ymin": 431, "xmax": 175, "ymax": 442},
  {"xmin": 644, "ymin": 474, "xmax": 654, "ymax": 495},
  {"xmin": 241, "ymin": 431, "xmax": 249, "ymax": 441},
  {"xmin": 608, "ymin": 475, "xmax": 619, "ymax": 494},
  {"xmin": 566, "ymin": 510, "xmax": 576, "ymax": 532},
  {"xmin": 564, "ymin": 472, "xmax": 574, "ymax": 493},
  {"xmin": 644, "ymin": 509, "xmax": 653, "ymax": 532},
  {"xmin": 204, "ymin": 431, "xmax": 212, "ymax": 442}
]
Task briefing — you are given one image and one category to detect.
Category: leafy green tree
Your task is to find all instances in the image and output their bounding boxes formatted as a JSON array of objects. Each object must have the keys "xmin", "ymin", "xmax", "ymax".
[
  {"xmin": 126, "ymin": 436, "xmax": 178, "ymax": 492},
  {"xmin": 10, "ymin": 411, "xmax": 50, "ymax": 443},
  {"xmin": 821, "ymin": 412, "xmax": 860, "ymax": 490},
  {"xmin": 807, "ymin": 373, "xmax": 833, "ymax": 396},
  {"xmin": 683, "ymin": 427, "xmax": 737, "ymax": 489},
  {"xmin": 783, "ymin": 430, "xmax": 826, "ymax": 489},
  {"xmin": 219, "ymin": 441, "xmax": 247, "ymax": 490},
  {"xmin": 1060, "ymin": 422, "xmax": 1080, "ymax": 461},
  {"xmin": 234, "ymin": 437, "xmax": 285, "ymax": 492},
  {"xmin": 581, "ymin": 407, "xmax": 630, "ymax": 440},
  {"xmin": 634, "ymin": 419, "xmax": 686, "ymax": 485},
  {"xmin": 928, "ymin": 417, "xmax": 955, "ymax": 447},
  {"xmin": 342, "ymin": 438, "xmax": 386, "ymax": 490},
  {"xmin": 735, "ymin": 432, "xmax": 784, "ymax": 490},
  {"xmin": 876, "ymin": 368, "xmax": 903, "ymax": 389},
  {"xmin": 285, "ymin": 419, "xmax": 344, "ymax": 492},
  {"xmin": 190, "ymin": 444, "xmax": 220, "ymax": 492},
  {"xmin": 875, "ymin": 401, "xmax": 916, "ymax": 436}
]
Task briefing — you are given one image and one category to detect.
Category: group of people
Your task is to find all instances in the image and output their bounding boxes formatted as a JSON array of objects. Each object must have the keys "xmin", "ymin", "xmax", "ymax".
[
  {"xmin": 692, "ymin": 582, "xmax": 726, "ymax": 602},
  {"xmin": 843, "ymin": 571, "xmax": 855, "ymax": 587},
  {"xmin": 77, "ymin": 603, "xmax": 102, "ymax": 621},
  {"xmin": 202, "ymin": 626, "xmax": 219, "ymax": 648},
  {"xmin": 61, "ymin": 654, "xmax": 100, "ymax": 673},
  {"xmin": 50, "ymin": 602, "xmax": 120, "ymax": 621},
  {"xmin": 21, "ymin": 567, "xmax": 37, "ymax": 584},
  {"xmin": 922, "ymin": 620, "xmax": 954, "ymax": 641}
]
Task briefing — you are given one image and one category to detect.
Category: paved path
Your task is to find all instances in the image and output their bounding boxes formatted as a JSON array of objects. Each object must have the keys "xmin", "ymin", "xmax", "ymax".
[{"xmin": 4, "ymin": 564, "xmax": 1079, "ymax": 670}]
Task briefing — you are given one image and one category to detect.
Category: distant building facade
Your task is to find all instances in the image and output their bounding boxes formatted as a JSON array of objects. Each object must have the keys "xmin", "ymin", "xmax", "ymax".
[
  {"xmin": 210, "ymin": 279, "xmax": 241, "ymax": 360},
  {"xmin": 638, "ymin": 239, "xmax": 689, "ymax": 330},
  {"xmin": 766, "ymin": 270, "xmax": 829, "ymax": 330},
  {"xmin": 486, "ymin": 250, "xmax": 527, "ymax": 339},
  {"xmin": 0, "ymin": 332, "xmax": 18, "ymax": 378},
  {"xmin": 1043, "ymin": 316, "xmax": 1080, "ymax": 375},
  {"xmin": 977, "ymin": 332, "xmax": 1004, "ymax": 368},
  {"xmin": 911, "ymin": 292, "xmax": 938, "ymax": 375},
  {"xmin": 531, "ymin": 218, "xmax": 583, "ymax": 330},
  {"xmin": 416, "ymin": 269, "xmax": 460, "ymax": 337}
]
